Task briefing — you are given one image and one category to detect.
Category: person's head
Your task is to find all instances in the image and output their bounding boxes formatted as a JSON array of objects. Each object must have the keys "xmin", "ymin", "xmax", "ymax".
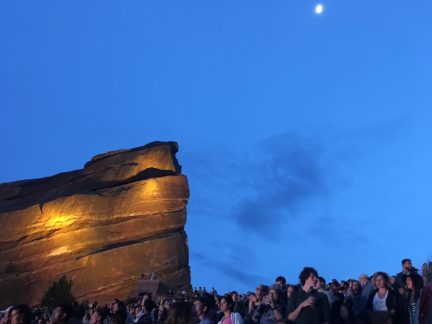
[
  {"xmin": 10, "ymin": 305, "xmax": 32, "ymax": 324},
  {"xmin": 275, "ymin": 276, "xmax": 286, "ymax": 289},
  {"xmin": 163, "ymin": 299, "xmax": 172, "ymax": 309},
  {"xmin": 373, "ymin": 272, "xmax": 390, "ymax": 290},
  {"xmin": 287, "ymin": 285, "xmax": 294, "ymax": 299},
  {"xmin": 108, "ymin": 300, "xmax": 117, "ymax": 313},
  {"xmin": 402, "ymin": 259, "xmax": 413, "ymax": 273},
  {"xmin": 230, "ymin": 291, "xmax": 239, "ymax": 302},
  {"xmin": 193, "ymin": 297, "xmax": 210, "ymax": 318},
  {"xmin": 299, "ymin": 267, "xmax": 318, "ymax": 287},
  {"xmin": 89, "ymin": 308, "xmax": 106, "ymax": 324},
  {"xmin": 247, "ymin": 292, "xmax": 257, "ymax": 303},
  {"xmin": 112, "ymin": 300, "xmax": 126, "ymax": 315},
  {"xmin": 268, "ymin": 285, "xmax": 281, "ymax": 302},
  {"xmin": 255, "ymin": 285, "xmax": 268, "ymax": 299},
  {"xmin": 359, "ymin": 274, "xmax": 369, "ymax": 287},
  {"xmin": 220, "ymin": 295, "xmax": 234, "ymax": 313},
  {"xmin": 316, "ymin": 277, "xmax": 326, "ymax": 290},
  {"xmin": 352, "ymin": 280, "xmax": 361, "ymax": 294},
  {"xmin": 0, "ymin": 306, "xmax": 13, "ymax": 324},
  {"xmin": 139, "ymin": 294, "xmax": 150, "ymax": 309},
  {"xmin": 50, "ymin": 304, "xmax": 73, "ymax": 324},
  {"xmin": 143, "ymin": 299, "xmax": 157, "ymax": 313}
]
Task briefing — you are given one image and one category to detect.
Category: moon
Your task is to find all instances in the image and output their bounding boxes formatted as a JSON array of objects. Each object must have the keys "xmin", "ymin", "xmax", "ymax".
[{"xmin": 315, "ymin": 4, "xmax": 324, "ymax": 14}]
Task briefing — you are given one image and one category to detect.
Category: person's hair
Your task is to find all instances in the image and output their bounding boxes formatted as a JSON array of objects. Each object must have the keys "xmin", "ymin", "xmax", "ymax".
[
  {"xmin": 113, "ymin": 300, "xmax": 126, "ymax": 314},
  {"xmin": 373, "ymin": 272, "xmax": 391, "ymax": 289},
  {"xmin": 111, "ymin": 312, "xmax": 126, "ymax": 324},
  {"xmin": 407, "ymin": 273, "xmax": 422, "ymax": 301},
  {"xmin": 111, "ymin": 300, "xmax": 127, "ymax": 324},
  {"xmin": 11, "ymin": 305, "xmax": 33, "ymax": 324},
  {"xmin": 201, "ymin": 293, "xmax": 216, "ymax": 310},
  {"xmin": 269, "ymin": 284, "xmax": 281, "ymax": 292},
  {"xmin": 424, "ymin": 272, "xmax": 432, "ymax": 286},
  {"xmin": 143, "ymin": 299, "xmax": 157, "ymax": 313},
  {"xmin": 402, "ymin": 258, "xmax": 412, "ymax": 265},
  {"xmin": 1, "ymin": 306, "xmax": 13, "ymax": 322},
  {"xmin": 256, "ymin": 285, "xmax": 269, "ymax": 295},
  {"xmin": 221, "ymin": 294, "xmax": 234, "ymax": 312},
  {"xmin": 194, "ymin": 297, "xmax": 210, "ymax": 314},
  {"xmin": 275, "ymin": 276, "xmax": 286, "ymax": 285},
  {"xmin": 299, "ymin": 267, "xmax": 318, "ymax": 285},
  {"xmin": 317, "ymin": 276, "xmax": 326, "ymax": 284}
]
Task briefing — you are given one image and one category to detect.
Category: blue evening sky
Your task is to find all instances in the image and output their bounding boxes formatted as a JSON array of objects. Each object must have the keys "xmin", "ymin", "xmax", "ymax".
[{"xmin": 1, "ymin": 1, "xmax": 431, "ymax": 293}]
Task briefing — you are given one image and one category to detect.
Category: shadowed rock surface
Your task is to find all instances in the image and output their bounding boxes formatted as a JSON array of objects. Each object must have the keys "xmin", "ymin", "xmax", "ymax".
[{"xmin": 0, "ymin": 141, "xmax": 191, "ymax": 307}]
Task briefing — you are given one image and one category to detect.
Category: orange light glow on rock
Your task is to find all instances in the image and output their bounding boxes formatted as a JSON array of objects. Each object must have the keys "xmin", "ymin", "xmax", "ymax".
[
  {"xmin": 0, "ymin": 142, "xmax": 190, "ymax": 307},
  {"xmin": 46, "ymin": 215, "xmax": 76, "ymax": 229}
]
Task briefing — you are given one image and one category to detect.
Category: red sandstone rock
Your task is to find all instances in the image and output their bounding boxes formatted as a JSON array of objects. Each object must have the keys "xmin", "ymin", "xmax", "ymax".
[{"xmin": 0, "ymin": 141, "xmax": 191, "ymax": 307}]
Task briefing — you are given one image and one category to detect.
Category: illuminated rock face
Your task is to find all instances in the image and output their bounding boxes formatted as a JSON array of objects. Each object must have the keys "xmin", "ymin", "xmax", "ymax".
[{"xmin": 0, "ymin": 142, "xmax": 190, "ymax": 307}]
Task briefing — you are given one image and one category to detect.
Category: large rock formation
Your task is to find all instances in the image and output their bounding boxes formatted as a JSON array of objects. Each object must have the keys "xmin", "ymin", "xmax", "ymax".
[{"xmin": 0, "ymin": 142, "xmax": 190, "ymax": 307}]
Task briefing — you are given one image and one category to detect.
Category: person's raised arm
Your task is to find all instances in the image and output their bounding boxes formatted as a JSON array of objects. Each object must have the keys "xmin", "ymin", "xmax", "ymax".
[{"xmin": 287, "ymin": 297, "xmax": 314, "ymax": 322}]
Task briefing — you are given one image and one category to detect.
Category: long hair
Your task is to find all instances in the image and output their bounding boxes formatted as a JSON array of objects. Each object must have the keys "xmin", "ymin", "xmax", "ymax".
[{"xmin": 407, "ymin": 273, "xmax": 422, "ymax": 302}]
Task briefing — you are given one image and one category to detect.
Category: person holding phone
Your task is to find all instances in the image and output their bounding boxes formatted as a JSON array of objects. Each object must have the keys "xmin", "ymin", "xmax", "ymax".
[{"xmin": 252, "ymin": 285, "xmax": 285, "ymax": 324}]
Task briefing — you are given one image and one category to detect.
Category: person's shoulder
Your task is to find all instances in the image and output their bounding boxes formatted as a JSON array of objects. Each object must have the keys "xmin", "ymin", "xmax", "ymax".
[
  {"xmin": 291, "ymin": 289, "xmax": 303, "ymax": 297},
  {"xmin": 201, "ymin": 317, "xmax": 213, "ymax": 324},
  {"xmin": 413, "ymin": 271, "xmax": 423, "ymax": 280},
  {"xmin": 314, "ymin": 291, "xmax": 330, "ymax": 304},
  {"xmin": 367, "ymin": 288, "xmax": 378, "ymax": 299},
  {"xmin": 315, "ymin": 291, "xmax": 328, "ymax": 299},
  {"xmin": 231, "ymin": 312, "xmax": 243, "ymax": 323},
  {"xmin": 387, "ymin": 288, "xmax": 397, "ymax": 297},
  {"xmin": 288, "ymin": 289, "xmax": 303, "ymax": 302}
]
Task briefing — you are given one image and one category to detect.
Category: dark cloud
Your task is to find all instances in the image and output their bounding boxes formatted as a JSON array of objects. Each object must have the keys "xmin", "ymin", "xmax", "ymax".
[
  {"xmin": 191, "ymin": 246, "xmax": 268, "ymax": 287},
  {"xmin": 306, "ymin": 214, "xmax": 370, "ymax": 247},
  {"xmin": 232, "ymin": 133, "xmax": 331, "ymax": 236},
  {"xmin": 216, "ymin": 262, "xmax": 266, "ymax": 286}
]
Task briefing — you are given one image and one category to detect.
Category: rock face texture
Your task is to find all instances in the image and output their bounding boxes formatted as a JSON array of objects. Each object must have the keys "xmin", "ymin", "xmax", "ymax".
[{"xmin": 0, "ymin": 142, "xmax": 190, "ymax": 307}]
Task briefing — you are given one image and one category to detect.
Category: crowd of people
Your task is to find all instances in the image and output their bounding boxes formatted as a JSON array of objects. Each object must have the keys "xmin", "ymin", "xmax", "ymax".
[{"xmin": 1, "ymin": 258, "xmax": 432, "ymax": 324}]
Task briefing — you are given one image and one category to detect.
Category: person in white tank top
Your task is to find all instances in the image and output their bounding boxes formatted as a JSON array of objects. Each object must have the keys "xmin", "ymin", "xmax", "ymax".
[
  {"xmin": 373, "ymin": 290, "xmax": 388, "ymax": 311},
  {"xmin": 366, "ymin": 272, "xmax": 397, "ymax": 324}
]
